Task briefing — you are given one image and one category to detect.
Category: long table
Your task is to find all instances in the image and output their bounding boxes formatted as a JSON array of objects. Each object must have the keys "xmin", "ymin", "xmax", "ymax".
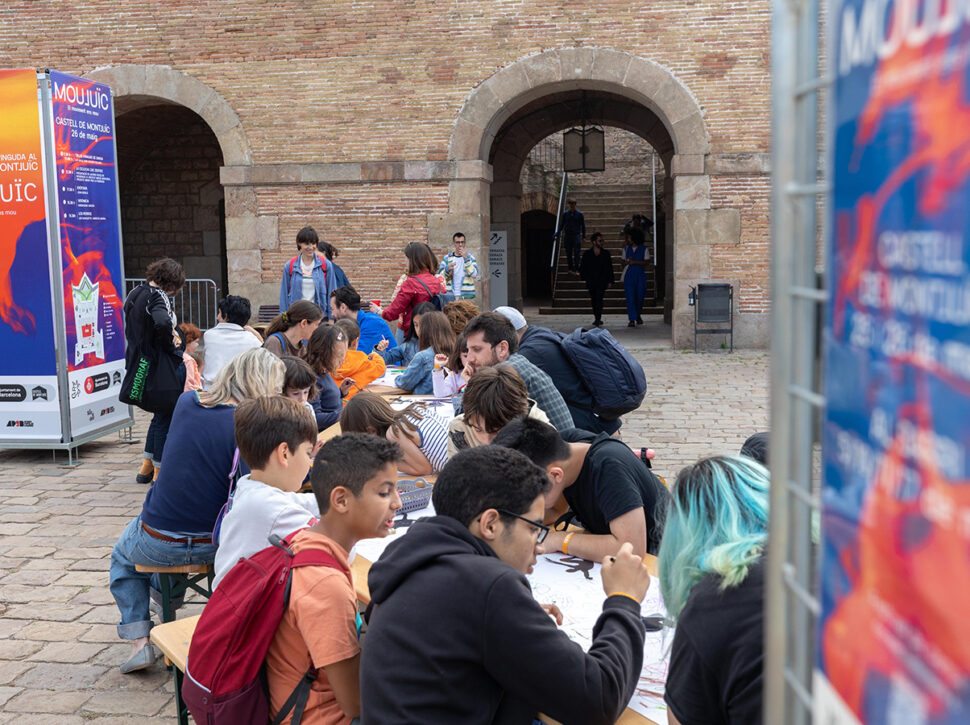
[{"xmin": 327, "ymin": 385, "xmax": 664, "ymax": 724}]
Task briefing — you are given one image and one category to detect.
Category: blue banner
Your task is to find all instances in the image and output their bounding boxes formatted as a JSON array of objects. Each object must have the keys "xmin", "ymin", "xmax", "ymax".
[{"xmin": 818, "ymin": 2, "xmax": 970, "ymax": 722}]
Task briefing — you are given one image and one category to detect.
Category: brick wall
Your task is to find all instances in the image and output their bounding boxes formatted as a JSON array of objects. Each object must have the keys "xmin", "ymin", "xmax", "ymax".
[
  {"xmin": 253, "ymin": 183, "xmax": 450, "ymax": 300},
  {"xmin": 3, "ymin": 1, "xmax": 773, "ymax": 341}
]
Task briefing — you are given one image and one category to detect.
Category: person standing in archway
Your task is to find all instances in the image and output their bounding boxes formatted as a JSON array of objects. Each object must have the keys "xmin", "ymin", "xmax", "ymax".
[
  {"xmin": 579, "ymin": 232, "xmax": 615, "ymax": 327},
  {"xmin": 559, "ymin": 198, "xmax": 586, "ymax": 274},
  {"xmin": 622, "ymin": 225, "xmax": 650, "ymax": 327},
  {"xmin": 437, "ymin": 232, "xmax": 479, "ymax": 300},
  {"xmin": 279, "ymin": 226, "xmax": 337, "ymax": 318}
]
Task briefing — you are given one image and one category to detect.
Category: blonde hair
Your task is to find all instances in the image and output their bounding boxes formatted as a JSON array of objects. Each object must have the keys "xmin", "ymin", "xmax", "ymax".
[{"xmin": 200, "ymin": 348, "xmax": 284, "ymax": 407}]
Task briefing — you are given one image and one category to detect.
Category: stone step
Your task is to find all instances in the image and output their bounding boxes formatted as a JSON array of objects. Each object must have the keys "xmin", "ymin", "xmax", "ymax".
[{"xmin": 538, "ymin": 305, "xmax": 664, "ymax": 315}]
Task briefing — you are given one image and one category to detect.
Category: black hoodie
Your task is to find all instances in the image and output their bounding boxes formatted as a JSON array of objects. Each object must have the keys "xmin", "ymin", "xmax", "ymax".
[{"xmin": 361, "ymin": 516, "xmax": 645, "ymax": 725}]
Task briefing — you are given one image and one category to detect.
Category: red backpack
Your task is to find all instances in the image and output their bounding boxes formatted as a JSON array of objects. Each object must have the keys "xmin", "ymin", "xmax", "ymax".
[
  {"xmin": 181, "ymin": 532, "xmax": 349, "ymax": 725},
  {"xmin": 287, "ymin": 254, "xmax": 326, "ymax": 277}
]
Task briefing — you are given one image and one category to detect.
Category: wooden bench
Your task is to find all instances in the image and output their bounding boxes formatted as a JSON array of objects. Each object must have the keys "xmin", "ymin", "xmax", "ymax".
[
  {"xmin": 150, "ymin": 614, "xmax": 199, "ymax": 725},
  {"xmin": 135, "ymin": 563, "xmax": 213, "ymax": 623}
]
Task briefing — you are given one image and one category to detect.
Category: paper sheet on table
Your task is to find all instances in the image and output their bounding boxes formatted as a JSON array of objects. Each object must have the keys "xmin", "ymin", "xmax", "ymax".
[
  {"xmin": 387, "ymin": 396, "xmax": 455, "ymax": 422},
  {"xmin": 370, "ymin": 366, "xmax": 407, "ymax": 387},
  {"xmin": 353, "ymin": 500, "xmax": 438, "ymax": 563},
  {"xmin": 527, "ymin": 553, "xmax": 672, "ymax": 724}
]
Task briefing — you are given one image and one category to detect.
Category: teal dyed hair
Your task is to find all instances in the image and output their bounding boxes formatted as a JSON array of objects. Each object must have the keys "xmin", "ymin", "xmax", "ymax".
[{"xmin": 658, "ymin": 455, "xmax": 769, "ymax": 619}]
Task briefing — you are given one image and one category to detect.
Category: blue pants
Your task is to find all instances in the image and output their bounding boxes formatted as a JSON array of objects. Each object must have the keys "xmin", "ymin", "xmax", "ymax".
[
  {"xmin": 109, "ymin": 516, "xmax": 217, "ymax": 639},
  {"xmin": 624, "ymin": 272, "xmax": 646, "ymax": 321}
]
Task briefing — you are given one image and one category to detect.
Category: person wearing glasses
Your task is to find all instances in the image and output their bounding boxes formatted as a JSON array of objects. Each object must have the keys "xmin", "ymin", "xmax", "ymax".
[
  {"xmin": 437, "ymin": 231, "xmax": 479, "ymax": 300},
  {"xmin": 361, "ymin": 445, "xmax": 650, "ymax": 724},
  {"xmin": 493, "ymin": 417, "xmax": 670, "ymax": 560}
]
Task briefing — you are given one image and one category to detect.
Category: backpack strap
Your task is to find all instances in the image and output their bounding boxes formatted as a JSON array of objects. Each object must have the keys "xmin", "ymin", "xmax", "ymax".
[
  {"xmin": 271, "ymin": 667, "xmax": 318, "ymax": 725},
  {"xmin": 288, "ymin": 254, "xmax": 327, "ymax": 278},
  {"xmin": 413, "ymin": 275, "xmax": 433, "ymax": 299},
  {"xmin": 210, "ymin": 448, "xmax": 242, "ymax": 546}
]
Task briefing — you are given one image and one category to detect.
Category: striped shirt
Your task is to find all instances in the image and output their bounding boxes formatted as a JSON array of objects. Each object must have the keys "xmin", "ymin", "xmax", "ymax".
[{"xmin": 406, "ymin": 411, "xmax": 450, "ymax": 472}]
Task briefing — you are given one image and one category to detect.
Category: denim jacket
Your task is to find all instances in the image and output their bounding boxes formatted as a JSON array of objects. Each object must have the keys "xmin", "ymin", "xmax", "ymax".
[
  {"xmin": 279, "ymin": 253, "xmax": 337, "ymax": 316},
  {"xmin": 394, "ymin": 347, "xmax": 435, "ymax": 394}
]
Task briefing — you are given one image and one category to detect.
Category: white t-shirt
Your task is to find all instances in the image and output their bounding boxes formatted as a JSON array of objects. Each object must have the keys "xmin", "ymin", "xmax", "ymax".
[
  {"xmin": 212, "ymin": 475, "xmax": 320, "ymax": 589},
  {"xmin": 452, "ymin": 256, "xmax": 465, "ymax": 297},
  {"xmin": 300, "ymin": 259, "xmax": 315, "ymax": 301},
  {"xmin": 202, "ymin": 323, "xmax": 263, "ymax": 389}
]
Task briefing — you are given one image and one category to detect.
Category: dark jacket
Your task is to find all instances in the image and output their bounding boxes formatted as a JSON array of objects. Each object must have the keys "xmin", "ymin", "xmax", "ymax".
[
  {"xmin": 310, "ymin": 373, "xmax": 341, "ymax": 431},
  {"xmin": 122, "ymin": 283, "xmax": 185, "ymax": 412},
  {"xmin": 123, "ymin": 283, "xmax": 180, "ymax": 368},
  {"xmin": 580, "ymin": 247, "xmax": 615, "ymax": 290},
  {"xmin": 518, "ymin": 326, "xmax": 621, "ymax": 435},
  {"xmin": 361, "ymin": 516, "xmax": 644, "ymax": 725}
]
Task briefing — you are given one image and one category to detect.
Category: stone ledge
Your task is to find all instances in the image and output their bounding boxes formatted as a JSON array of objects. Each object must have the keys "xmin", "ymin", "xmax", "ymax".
[
  {"xmin": 705, "ymin": 153, "xmax": 770, "ymax": 175},
  {"xmin": 220, "ymin": 160, "xmax": 490, "ymax": 186}
]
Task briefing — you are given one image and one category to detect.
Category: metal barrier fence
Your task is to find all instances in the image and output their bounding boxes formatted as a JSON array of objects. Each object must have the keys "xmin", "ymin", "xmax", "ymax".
[{"xmin": 124, "ymin": 278, "xmax": 220, "ymax": 330}]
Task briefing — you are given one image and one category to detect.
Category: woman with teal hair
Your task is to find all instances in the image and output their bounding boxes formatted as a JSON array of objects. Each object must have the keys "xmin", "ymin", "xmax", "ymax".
[{"xmin": 659, "ymin": 455, "xmax": 769, "ymax": 725}]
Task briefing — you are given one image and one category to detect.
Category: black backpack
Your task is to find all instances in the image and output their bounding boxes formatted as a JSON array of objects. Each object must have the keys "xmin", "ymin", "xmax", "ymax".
[
  {"xmin": 558, "ymin": 327, "xmax": 647, "ymax": 420},
  {"xmin": 413, "ymin": 276, "xmax": 455, "ymax": 312}
]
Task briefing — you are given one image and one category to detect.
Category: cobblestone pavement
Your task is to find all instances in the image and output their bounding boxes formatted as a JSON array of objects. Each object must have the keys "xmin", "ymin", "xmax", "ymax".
[{"xmin": 0, "ymin": 313, "xmax": 769, "ymax": 722}]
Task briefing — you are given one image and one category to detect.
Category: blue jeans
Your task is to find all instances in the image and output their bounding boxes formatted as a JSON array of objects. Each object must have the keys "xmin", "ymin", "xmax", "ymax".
[
  {"xmin": 109, "ymin": 516, "xmax": 217, "ymax": 640},
  {"xmin": 144, "ymin": 411, "xmax": 172, "ymax": 467}
]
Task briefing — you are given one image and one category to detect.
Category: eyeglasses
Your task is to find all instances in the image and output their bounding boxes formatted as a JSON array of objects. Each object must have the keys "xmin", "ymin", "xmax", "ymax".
[
  {"xmin": 454, "ymin": 240, "xmax": 466, "ymax": 246},
  {"xmin": 495, "ymin": 508, "xmax": 550, "ymax": 543}
]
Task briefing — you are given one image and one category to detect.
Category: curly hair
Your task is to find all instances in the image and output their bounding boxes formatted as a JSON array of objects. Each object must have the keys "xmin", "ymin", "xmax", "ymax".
[
  {"xmin": 145, "ymin": 258, "xmax": 185, "ymax": 294},
  {"xmin": 442, "ymin": 299, "xmax": 480, "ymax": 336}
]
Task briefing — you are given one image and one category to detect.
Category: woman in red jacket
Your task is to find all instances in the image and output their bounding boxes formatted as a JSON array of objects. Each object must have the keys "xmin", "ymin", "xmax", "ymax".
[{"xmin": 369, "ymin": 242, "xmax": 445, "ymax": 338}]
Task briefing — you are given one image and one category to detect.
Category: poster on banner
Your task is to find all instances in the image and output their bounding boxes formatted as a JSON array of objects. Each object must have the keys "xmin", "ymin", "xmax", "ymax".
[
  {"xmin": 817, "ymin": 2, "xmax": 970, "ymax": 723},
  {"xmin": 47, "ymin": 70, "xmax": 129, "ymax": 439},
  {"xmin": 0, "ymin": 68, "xmax": 61, "ymax": 441},
  {"xmin": 488, "ymin": 230, "xmax": 507, "ymax": 307}
]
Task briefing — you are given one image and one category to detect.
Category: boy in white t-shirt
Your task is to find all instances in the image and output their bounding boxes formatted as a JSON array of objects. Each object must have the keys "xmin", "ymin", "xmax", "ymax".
[{"xmin": 212, "ymin": 395, "xmax": 320, "ymax": 588}]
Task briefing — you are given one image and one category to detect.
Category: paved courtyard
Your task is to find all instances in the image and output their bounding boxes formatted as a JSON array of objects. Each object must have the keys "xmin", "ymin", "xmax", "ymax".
[{"xmin": 0, "ymin": 315, "xmax": 769, "ymax": 723}]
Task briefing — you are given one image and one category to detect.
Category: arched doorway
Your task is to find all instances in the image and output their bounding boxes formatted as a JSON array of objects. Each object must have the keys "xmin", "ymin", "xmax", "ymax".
[
  {"xmin": 447, "ymin": 48, "xmax": 714, "ymax": 347},
  {"xmin": 85, "ymin": 65, "xmax": 257, "ymax": 305},
  {"xmin": 520, "ymin": 209, "xmax": 556, "ymax": 299},
  {"xmin": 116, "ymin": 104, "xmax": 226, "ymax": 291}
]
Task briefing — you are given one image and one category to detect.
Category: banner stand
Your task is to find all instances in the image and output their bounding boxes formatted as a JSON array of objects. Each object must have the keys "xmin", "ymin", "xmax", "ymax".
[{"xmin": 0, "ymin": 69, "xmax": 134, "ymax": 465}]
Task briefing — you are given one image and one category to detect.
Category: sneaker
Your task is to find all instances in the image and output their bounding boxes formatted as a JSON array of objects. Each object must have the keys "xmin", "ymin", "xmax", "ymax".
[
  {"xmin": 120, "ymin": 644, "xmax": 157, "ymax": 674},
  {"xmin": 636, "ymin": 317, "xmax": 644, "ymax": 326},
  {"xmin": 627, "ymin": 321, "xmax": 636, "ymax": 328},
  {"xmin": 593, "ymin": 319, "xmax": 603, "ymax": 327}
]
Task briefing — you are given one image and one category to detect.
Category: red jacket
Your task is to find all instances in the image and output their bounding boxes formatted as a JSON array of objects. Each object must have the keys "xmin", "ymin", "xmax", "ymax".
[{"xmin": 382, "ymin": 272, "xmax": 444, "ymax": 335}]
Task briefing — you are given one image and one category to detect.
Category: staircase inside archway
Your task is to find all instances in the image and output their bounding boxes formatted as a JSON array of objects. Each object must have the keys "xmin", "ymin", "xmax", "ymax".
[{"xmin": 539, "ymin": 183, "xmax": 661, "ymax": 316}]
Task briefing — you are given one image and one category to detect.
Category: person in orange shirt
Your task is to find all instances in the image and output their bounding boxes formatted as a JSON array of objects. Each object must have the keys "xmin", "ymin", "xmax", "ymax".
[
  {"xmin": 264, "ymin": 432, "xmax": 403, "ymax": 725},
  {"xmin": 332, "ymin": 318, "xmax": 385, "ymax": 399}
]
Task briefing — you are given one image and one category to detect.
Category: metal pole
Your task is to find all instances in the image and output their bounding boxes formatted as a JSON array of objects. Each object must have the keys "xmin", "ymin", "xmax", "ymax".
[{"xmin": 651, "ymin": 150, "xmax": 657, "ymax": 261}]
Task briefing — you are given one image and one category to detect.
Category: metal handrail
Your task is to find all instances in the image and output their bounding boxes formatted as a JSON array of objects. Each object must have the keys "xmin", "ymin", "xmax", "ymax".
[{"xmin": 549, "ymin": 170, "xmax": 569, "ymax": 297}]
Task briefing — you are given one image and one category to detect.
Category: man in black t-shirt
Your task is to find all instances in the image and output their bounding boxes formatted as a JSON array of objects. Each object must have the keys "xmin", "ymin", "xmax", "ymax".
[{"xmin": 493, "ymin": 417, "xmax": 669, "ymax": 560}]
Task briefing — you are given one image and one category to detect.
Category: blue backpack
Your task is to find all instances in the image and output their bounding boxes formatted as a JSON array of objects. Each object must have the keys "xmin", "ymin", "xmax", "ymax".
[{"xmin": 559, "ymin": 327, "xmax": 646, "ymax": 420}]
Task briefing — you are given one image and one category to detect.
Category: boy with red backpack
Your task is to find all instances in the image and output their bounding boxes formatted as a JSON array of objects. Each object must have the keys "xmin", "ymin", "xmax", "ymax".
[{"xmin": 183, "ymin": 432, "xmax": 402, "ymax": 725}]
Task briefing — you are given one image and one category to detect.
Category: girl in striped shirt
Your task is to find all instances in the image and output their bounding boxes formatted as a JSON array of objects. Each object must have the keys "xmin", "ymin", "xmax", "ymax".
[{"xmin": 339, "ymin": 392, "xmax": 449, "ymax": 475}]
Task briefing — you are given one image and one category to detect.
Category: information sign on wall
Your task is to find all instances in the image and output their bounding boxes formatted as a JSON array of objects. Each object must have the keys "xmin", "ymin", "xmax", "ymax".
[
  {"xmin": 488, "ymin": 230, "xmax": 507, "ymax": 308},
  {"xmin": 817, "ymin": 2, "xmax": 970, "ymax": 723},
  {"xmin": 0, "ymin": 69, "xmax": 61, "ymax": 440}
]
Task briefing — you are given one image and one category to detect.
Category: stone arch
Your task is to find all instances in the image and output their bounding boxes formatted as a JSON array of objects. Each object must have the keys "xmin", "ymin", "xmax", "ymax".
[
  {"xmin": 85, "ymin": 64, "xmax": 252, "ymax": 166},
  {"xmin": 448, "ymin": 47, "xmax": 709, "ymax": 163}
]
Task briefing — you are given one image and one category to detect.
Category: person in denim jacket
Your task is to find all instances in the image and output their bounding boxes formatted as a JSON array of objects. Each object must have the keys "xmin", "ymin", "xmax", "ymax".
[
  {"xmin": 279, "ymin": 226, "xmax": 337, "ymax": 317},
  {"xmin": 394, "ymin": 311, "xmax": 456, "ymax": 394}
]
